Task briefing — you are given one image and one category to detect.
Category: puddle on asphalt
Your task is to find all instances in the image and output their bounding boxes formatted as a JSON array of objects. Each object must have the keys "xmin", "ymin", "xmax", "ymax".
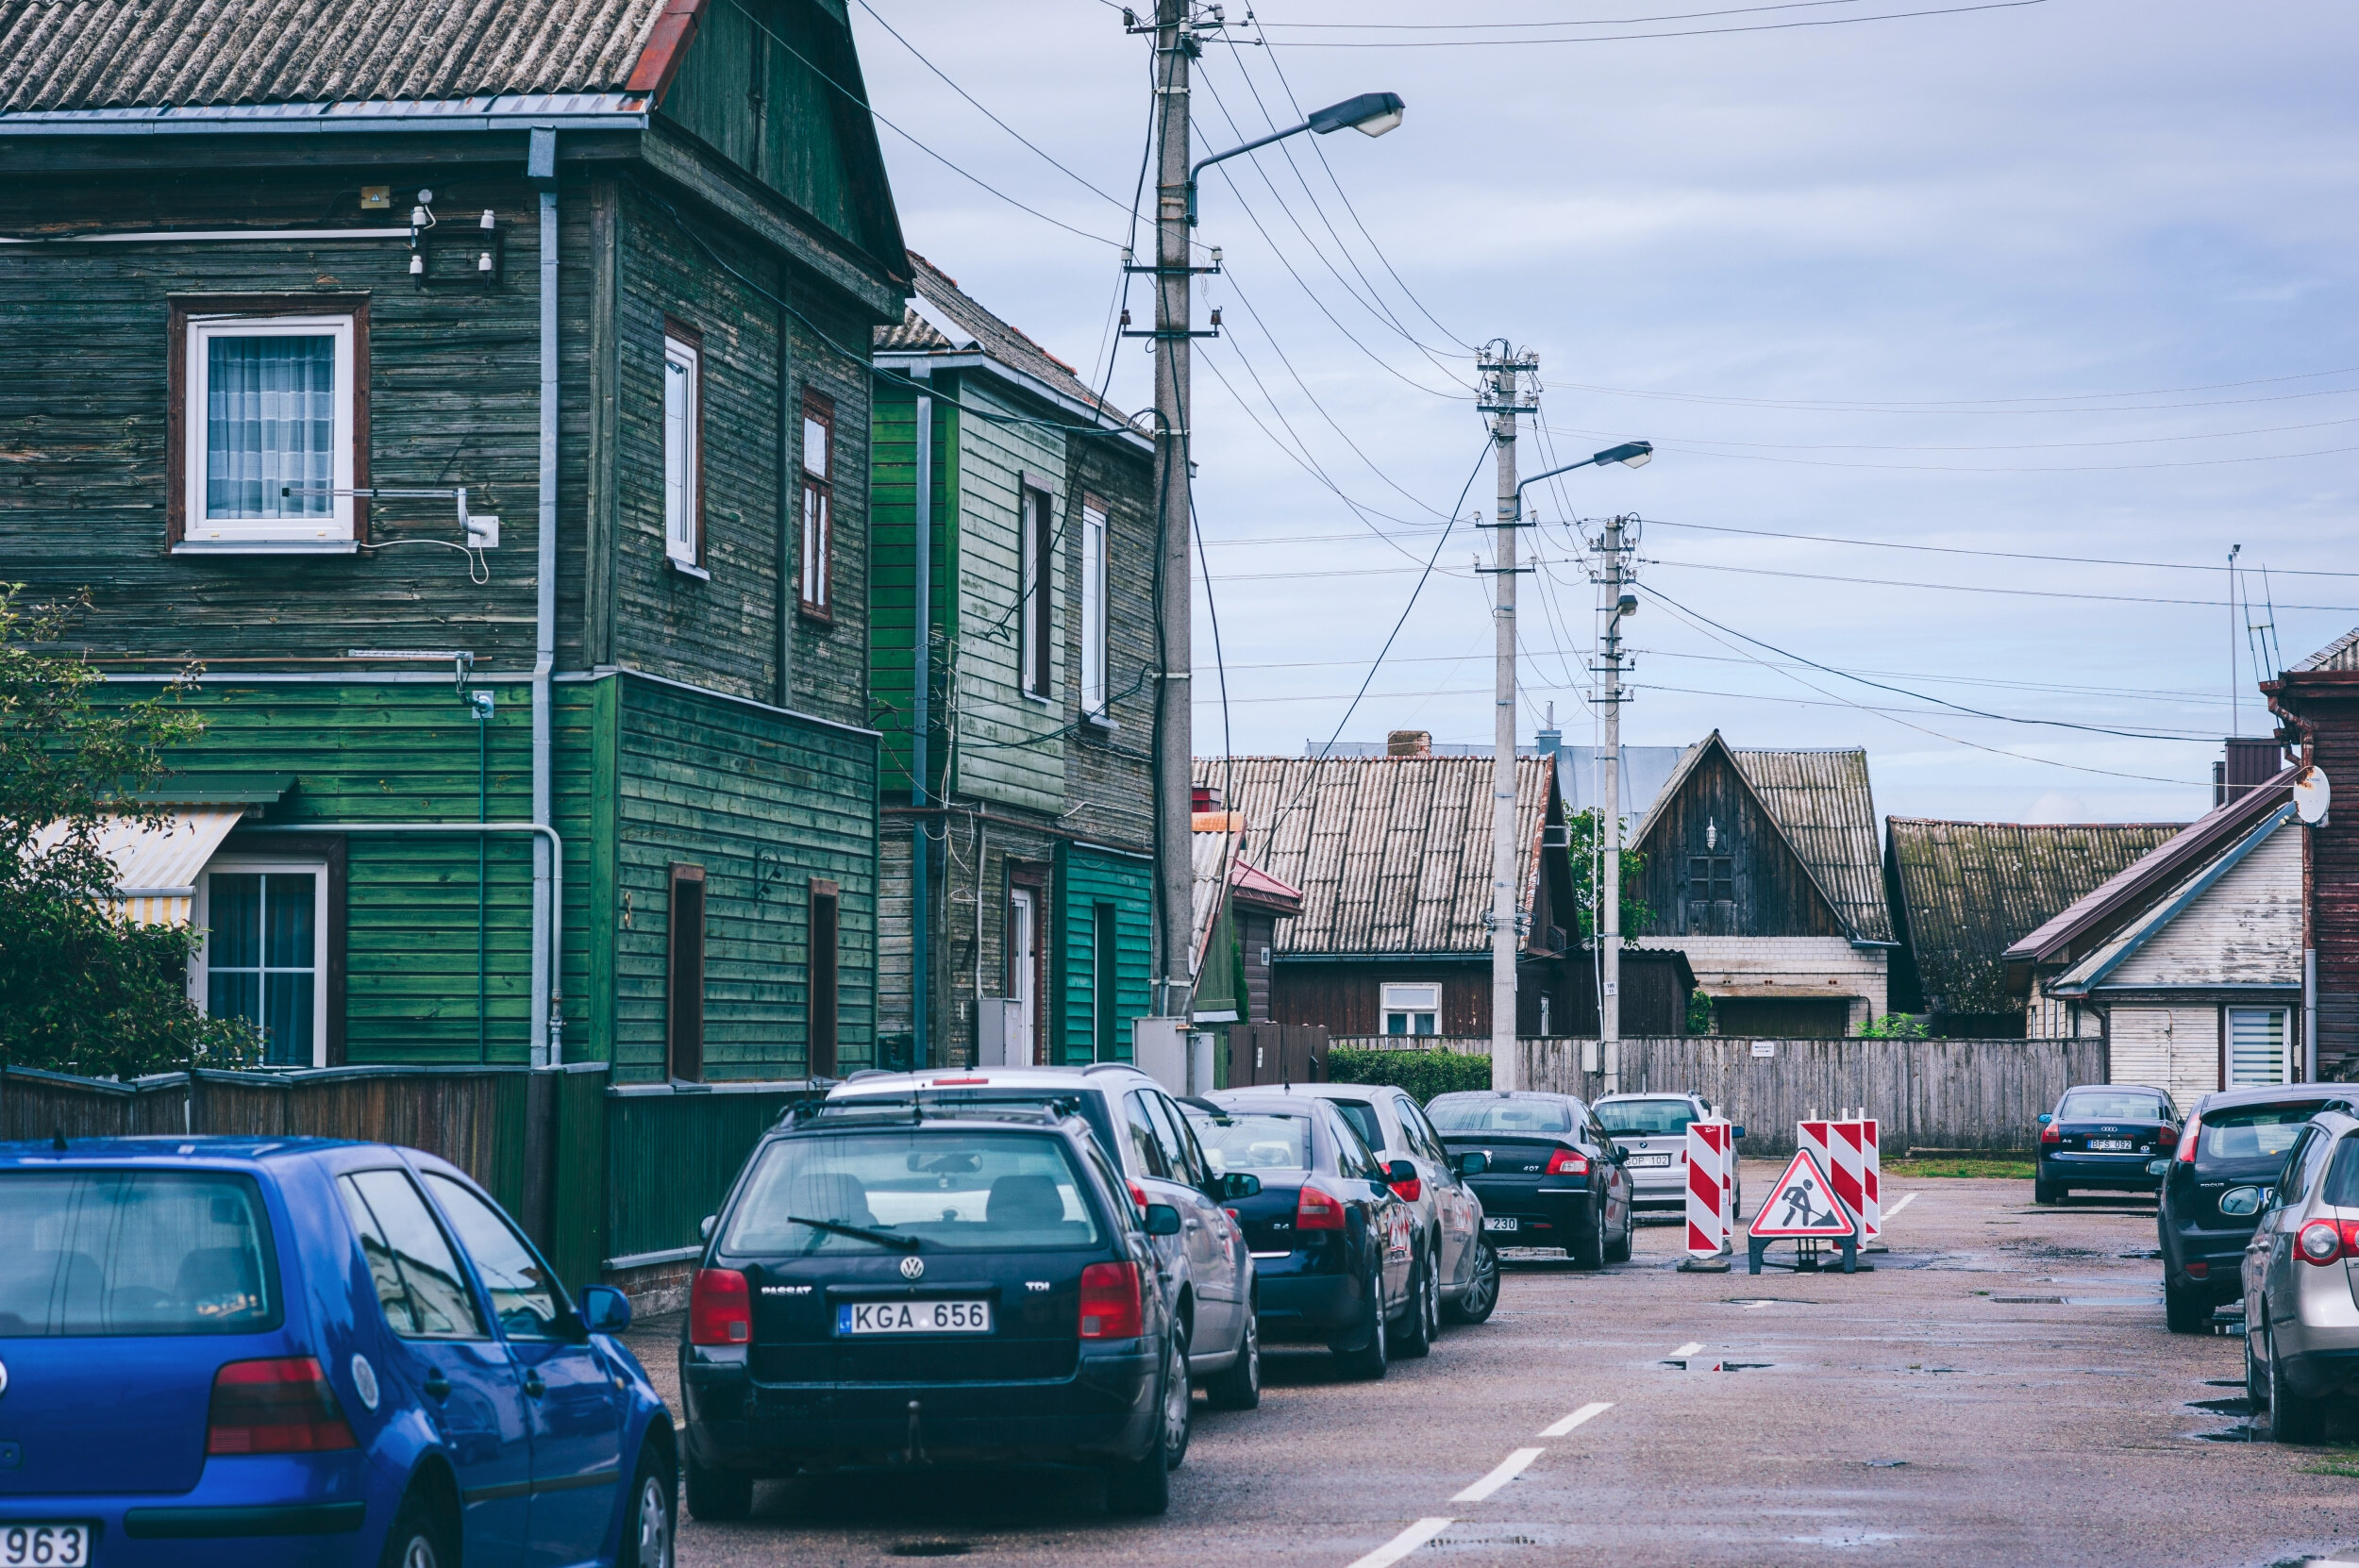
[
  {"xmin": 888, "ymin": 1543, "xmax": 973, "ymax": 1558},
  {"xmin": 1782, "ymin": 1529, "xmax": 1908, "ymax": 1549},
  {"xmin": 2189, "ymin": 1396, "xmax": 2255, "ymax": 1415},
  {"xmin": 2205, "ymin": 1378, "xmax": 2245, "ymax": 1388},
  {"xmin": 1662, "ymin": 1358, "xmax": 1775, "ymax": 1371},
  {"xmin": 2064, "ymin": 1296, "xmax": 2165, "ymax": 1307},
  {"xmin": 2190, "ymin": 1425, "xmax": 2261, "ymax": 1443},
  {"xmin": 1864, "ymin": 1459, "xmax": 1909, "ymax": 1468}
]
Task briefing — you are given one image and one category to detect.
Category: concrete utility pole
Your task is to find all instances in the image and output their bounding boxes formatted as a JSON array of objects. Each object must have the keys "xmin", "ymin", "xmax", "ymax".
[
  {"xmin": 1597, "ymin": 514, "xmax": 1636, "ymax": 1096},
  {"xmin": 1150, "ymin": 0, "xmax": 1196, "ymax": 1022},
  {"xmin": 1480, "ymin": 343, "xmax": 1538, "ymax": 1091}
]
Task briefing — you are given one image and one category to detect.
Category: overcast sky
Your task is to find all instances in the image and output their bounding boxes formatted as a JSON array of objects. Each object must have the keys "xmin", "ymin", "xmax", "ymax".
[{"xmin": 845, "ymin": 0, "xmax": 2359, "ymax": 825}]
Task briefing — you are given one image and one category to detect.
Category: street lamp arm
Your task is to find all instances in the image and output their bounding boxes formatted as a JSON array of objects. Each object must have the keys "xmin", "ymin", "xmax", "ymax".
[
  {"xmin": 1508, "ymin": 441, "xmax": 1654, "ymax": 519},
  {"xmin": 1191, "ymin": 120, "xmax": 1312, "ymax": 187},
  {"xmin": 1185, "ymin": 92, "xmax": 1403, "ymax": 225}
]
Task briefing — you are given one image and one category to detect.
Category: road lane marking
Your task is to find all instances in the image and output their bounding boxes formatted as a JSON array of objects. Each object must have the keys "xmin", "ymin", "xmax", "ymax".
[
  {"xmin": 1452, "ymin": 1447, "xmax": 1546, "ymax": 1503},
  {"xmin": 1670, "ymin": 1341, "xmax": 1702, "ymax": 1358},
  {"xmin": 1347, "ymin": 1517, "xmax": 1455, "ymax": 1568},
  {"xmin": 1882, "ymin": 1193, "xmax": 1919, "ymax": 1222},
  {"xmin": 1540, "ymin": 1401, "xmax": 1613, "ymax": 1437}
]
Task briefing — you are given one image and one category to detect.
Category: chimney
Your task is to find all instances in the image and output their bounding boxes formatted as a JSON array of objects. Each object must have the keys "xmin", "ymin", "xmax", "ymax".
[
  {"xmin": 1535, "ymin": 700, "xmax": 1561, "ymax": 759},
  {"xmin": 1386, "ymin": 729, "xmax": 1431, "ymax": 758},
  {"xmin": 2217, "ymin": 736, "xmax": 2282, "ymax": 805}
]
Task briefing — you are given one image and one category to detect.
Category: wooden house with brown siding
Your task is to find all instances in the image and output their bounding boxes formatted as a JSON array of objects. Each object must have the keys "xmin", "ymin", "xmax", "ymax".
[
  {"xmin": 0, "ymin": 0, "xmax": 908, "ymax": 1101},
  {"xmin": 2269, "ymin": 627, "xmax": 2359, "ymax": 1081}
]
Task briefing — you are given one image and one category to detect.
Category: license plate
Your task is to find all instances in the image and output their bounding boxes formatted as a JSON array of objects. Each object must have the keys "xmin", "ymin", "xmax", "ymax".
[
  {"xmin": 2086, "ymin": 1139, "xmax": 2133, "ymax": 1152},
  {"xmin": 1630, "ymin": 1154, "xmax": 1673, "ymax": 1168},
  {"xmin": 2, "ymin": 1526, "xmax": 91, "ymax": 1567},
  {"xmin": 838, "ymin": 1299, "xmax": 993, "ymax": 1335},
  {"xmin": 1483, "ymin": 1216, "xmax": 1520, "ymax": 1232}
]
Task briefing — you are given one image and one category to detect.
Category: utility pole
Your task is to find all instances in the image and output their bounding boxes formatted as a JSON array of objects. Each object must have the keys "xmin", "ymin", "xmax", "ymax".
[
  {"xmin": 1595, "ymin": 515, "xmax": 1637, "ymax": 1096},
  {"xmin": 2229, "ymin": 542, "xmax": 2242, "ymax": 737},
  {"xmin": 1480, "ymin": 342, "xmax": 1537, "ymax": 1091},
  {"xmin": 1149, "ymin": 0, "xmax": 1196, "ymax": 1023}
]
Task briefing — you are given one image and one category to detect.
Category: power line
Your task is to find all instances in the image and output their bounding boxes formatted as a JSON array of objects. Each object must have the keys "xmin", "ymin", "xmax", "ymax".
[
  {"xmin": 1543, "ymin": 413, "xmax": 2359, "ymax": 455},
  {"xmin": 1600, "ymin": 437, "xmax": 2359, "ymax": 474},
  {"xmin": 1639, "ymin": 517, "xmax": 2359, "ymax": 579},
  {"xmin": 1641, "ymin": 556, "xmax": 2359, "ymax": 613},
  {"xmin": 1264, "ymin": 0, "xmax": 2050, "ymax": 48},
  {"xmin": 1260, "ymin": 0, "xmax": 1895, "ymax": 29},
  {"xmin": 1550, "ymin": 365, "xmax": 2359, "ymax": 414}
]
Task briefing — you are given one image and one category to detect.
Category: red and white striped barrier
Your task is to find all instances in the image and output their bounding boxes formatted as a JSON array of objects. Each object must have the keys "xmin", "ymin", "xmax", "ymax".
[
  {"xmin": 1800, "ymin": 1115, "xmax": 1881, "ymax": 1241},
  {"xmin": 1685, "ymin": 1118, "xmax": 1735, "ymax": 1259}
]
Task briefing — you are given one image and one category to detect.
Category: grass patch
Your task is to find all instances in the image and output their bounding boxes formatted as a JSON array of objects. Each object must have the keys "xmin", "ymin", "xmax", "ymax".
[
  {"xmin": 2301, "ymin": 1454, "xmax": 2359, "ymax": 1478},
  {"xmin": 1881, "ymin": 1156, "xmax": 2036, "ymax": 1180}
]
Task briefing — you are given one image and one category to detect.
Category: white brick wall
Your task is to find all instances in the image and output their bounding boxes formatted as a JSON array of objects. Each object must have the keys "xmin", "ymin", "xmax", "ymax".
[{"xmin": 1652, "ymin": 936, "xmax": 1889, "ymax": 1034}]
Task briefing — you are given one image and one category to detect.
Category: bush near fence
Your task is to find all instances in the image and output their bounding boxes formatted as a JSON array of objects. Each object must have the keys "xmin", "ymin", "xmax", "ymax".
[{"xmin": 1327, "ymin": 1048, "xmax": 1494, "ymax": 1101}]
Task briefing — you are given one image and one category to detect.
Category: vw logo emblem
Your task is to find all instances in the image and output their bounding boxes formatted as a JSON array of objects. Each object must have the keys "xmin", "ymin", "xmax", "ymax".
[
  {"xmin": 899, "ymin": 1256, "xmax": 925, "ymax": 1280},
  {"xmin": 0, "ymin": 1357, "xmax": 8, "ymax": 1399}
]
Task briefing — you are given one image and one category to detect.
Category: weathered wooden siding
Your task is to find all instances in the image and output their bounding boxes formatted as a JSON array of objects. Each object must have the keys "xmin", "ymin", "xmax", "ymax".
[
  {"xmin": 1054, "ymin": 842, "xmax": 1152, "ymax": 1061},
  {"xmin": 1272, "ymin": 959, "xmax": 1490, "ymax": 1037},
  {"xmin": 2110, "ymin": 821, "xmax": 2302, "ymax": 988},
  {"xmin": 2106, "ymin": 1006, "xmax": 2224, "ymax": 1109},
  {"xmin": 1060, "ymin": 428, "xmax": 1157, "ymax": 854},
  {"xmin": 1632, "ymin": 746, "xmax": 1846, "ymax": 939},
  {"xmin": 609, "ymin": 673, "xmax": 876, "ymax": 1081},
  {"xmin": 603, "ymin": 1080, "xmax": 810, "ymax": 1263},
  {"xmin": 948, "ymin": 377, "xmax": 1066, "ymax": 813},
  {"xmin": 866, "ymin": 386, "xmax": 952, "ymax": 800}
]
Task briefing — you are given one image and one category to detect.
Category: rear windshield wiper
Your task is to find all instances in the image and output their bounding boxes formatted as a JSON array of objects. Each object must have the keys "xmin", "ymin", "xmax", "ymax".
[{"xmin": 786, "ymin": 1214, "xmax": 919, "ymax": 1252}]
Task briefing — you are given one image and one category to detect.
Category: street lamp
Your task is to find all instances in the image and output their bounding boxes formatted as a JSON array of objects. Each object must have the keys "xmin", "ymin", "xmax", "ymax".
[
  {"xmin": 1512, "ymin": 440, "xmax": 1655, "ymax": 518},
  {"xmin": 1187, "ymin": 92, "xmax": 1406, "ymax": 225}
]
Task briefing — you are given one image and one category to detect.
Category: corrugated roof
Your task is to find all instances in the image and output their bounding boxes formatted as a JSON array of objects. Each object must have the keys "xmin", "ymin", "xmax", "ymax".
[
  {"xmin": 0, "ymin": 0, "xmax": 673, "ymax": 114},
  {"xmin": 1192, "ymin": 756, "xmax": 1555, "ymax": 958},
  {"xmin": 878, "ymin": 252, "xmax": 1142, "ymax": 428},
  {"xmin": 1888, "ymin": 818, "xmax": 2184, "ymax": 1014},
  {"xmin": 2293, "ymin": 626, "xmax": 2359, "ymax": 673}
]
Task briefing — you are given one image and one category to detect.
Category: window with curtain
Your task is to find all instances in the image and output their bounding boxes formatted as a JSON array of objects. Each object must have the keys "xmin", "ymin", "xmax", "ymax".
[
  {"xmin": 2227, "ymin": 1007, "xmax": 2292, "ymax": 1087},
  {"xmin": 181, "ymin": 314, "xmax": 355, "ymax": 547},
  {"xmin": 197, "ymin": 865, "xmax": 325, "ymax": 1066},
  {"xmin": 662, "ymin": 333, "xmax": 702, "ymax": 566},
  {"xmin": 1080, "ymin": 500, "xmax": 1109, "ymax": 715},
  {"xmin": 799, "ymin": 394, "xmax": 835, "ymax": 618}
]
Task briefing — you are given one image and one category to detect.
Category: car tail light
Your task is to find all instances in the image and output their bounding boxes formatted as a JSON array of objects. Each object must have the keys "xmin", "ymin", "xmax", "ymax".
[
  {"xmin": 1296, "ymin": 1182, "xmax": 1347, "ymax": 1230},
  {"xmin": 690, "ymin": 1267, "xmax": 752, "ymax": 1345},
  {"xmin": 1390, "ymin": 1174, "xmax": 1423, "ymax": 1203},
  {"xmin": 2156, "ymin": 1124, "xmax": 2179, "ymax": 1149},
  {"xmin": 1128, "ymin": 1181, "xmax": 1151, "ymax": 1216},
  {"xmin": 206, "ymin": 1358, "xmax": 357, "ymax": 1455},
  {"xmin": 2183, "ymin": 1259, "xmax": 2208, "ymax": 1279},
  {"xmin": 2299, "ymin": 1220, "xmax": 2350, "ymax": 1266},
  {"xmin": 1079, "ymin": 1261, "xmax": 1145, "ymax": 1338},
  {"xmin": 2040, "ymin": 1120, "xmax": 2061, "ymax": 1145},
  {"xmin": 2175, "ymin": 1115, "xmax": 2200, "ymax": 1163},
  {"xmin": 1546, "ymin": 1148, "xmax": 1589, "ymax": 1176}
]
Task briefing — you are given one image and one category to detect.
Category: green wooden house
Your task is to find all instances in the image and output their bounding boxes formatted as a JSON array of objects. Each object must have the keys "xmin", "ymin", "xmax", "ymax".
[
  {"xmin": 0, "ymin": 0, "xmax": 908, "ymax": 1098},
  {"xmin": 868, "ymin": 256, "xmax": 1159, "ymax": 1068}
]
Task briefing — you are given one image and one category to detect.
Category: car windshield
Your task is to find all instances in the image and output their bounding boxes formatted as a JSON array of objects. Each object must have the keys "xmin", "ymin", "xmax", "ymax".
[
  {"xmin": 1428, "ymin": 1096, "xmax": 1575, "ymax": 1135},
  {"xmin": 722, "ymin": 1131, "xmax": 1103, "ymax": 1254},
  {"xmin": 2058, "ymin": 1090, "xmax": 2167, "ymax": 1122},
  {"xmin": 2200, "ymin": 1102, "xmax": 2332, "ymax": 1162},
  {"xmin": 0, "ymin": 1170, "xmax": 279, "ymax": 1337},
  {"xmin": 1188, "ymin": 1109, "xmax": 1312, "ymax": 1174},
  {"xmin": 1596, "ymin": 1099, "xmax": 1698, "ymax": 1137},
  {"xmin": 1327, "ymin": 1099, "xmax": 1384, "ymax": 1152}
]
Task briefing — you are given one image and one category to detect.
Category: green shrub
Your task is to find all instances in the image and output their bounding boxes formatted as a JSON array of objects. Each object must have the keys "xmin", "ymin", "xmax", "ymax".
[{"xmin": 1326, "ymin": 1048, "xmax": 1493, "ymax": 1103}]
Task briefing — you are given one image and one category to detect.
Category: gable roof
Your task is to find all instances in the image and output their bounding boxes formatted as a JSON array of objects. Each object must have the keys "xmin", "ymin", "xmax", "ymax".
[
  {"xmin": 2048, "ymin": 804, "xmax": 2298, "ymax": 996},
  {"xmin": 2002, "ymin": 766, "xmax": 2297, "ymax": 980},
  {"xmin": 2293, "ymin": 626, "xmax": 2359, "ymax": 673},
  {"xmin": 1887, "ymin": 818, "xmax": 2185, "ymax": 1014},
  {"xmin": 1634, "ymin": 733, "xmax": 1893, "ymax": 944},
  {"xmin": 1190, "ymin": 819, "xmax": 1303, "ymax": 976},
  {"xmin": 1193, "ymin": 755, "xmax": 1557, "ymax": 958},
  {"xmin": 0, "ymin": 0, "xmax": 675, "ymax": 113}
]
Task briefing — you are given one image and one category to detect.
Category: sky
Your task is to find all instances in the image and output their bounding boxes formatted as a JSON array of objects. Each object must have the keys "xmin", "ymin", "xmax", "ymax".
[{"xmin": 843, "ymin": 0, "xmax": 2359, "ymax": 825}]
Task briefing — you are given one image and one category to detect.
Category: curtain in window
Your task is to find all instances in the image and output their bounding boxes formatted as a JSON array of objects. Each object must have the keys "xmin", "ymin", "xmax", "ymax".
[
  {"xmin": 206, "ymin": 871, "xmax": 317, "ymax": 1066},
  {"xmin": 207, "ymin": 336, "xmax": 336, "ymax": 519}
]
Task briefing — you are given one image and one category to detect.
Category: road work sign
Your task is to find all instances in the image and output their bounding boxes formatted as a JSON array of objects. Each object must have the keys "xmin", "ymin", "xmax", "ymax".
[{"xmin": 1748, "ymin": 1149, "xmax": 1858, "ymax": 1274}]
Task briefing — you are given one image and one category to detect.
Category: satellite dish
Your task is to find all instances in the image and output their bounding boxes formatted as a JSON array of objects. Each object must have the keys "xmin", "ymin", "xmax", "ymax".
[{"xmin": 2295, "ymin": 764, "xmax": 2331, "ymax": 826}]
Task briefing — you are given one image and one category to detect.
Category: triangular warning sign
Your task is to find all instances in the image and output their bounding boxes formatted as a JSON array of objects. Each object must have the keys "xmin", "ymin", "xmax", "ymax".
[{"xmin": 1748, "ymin": 1149, "xmax": 1858, "ymax": 1240}]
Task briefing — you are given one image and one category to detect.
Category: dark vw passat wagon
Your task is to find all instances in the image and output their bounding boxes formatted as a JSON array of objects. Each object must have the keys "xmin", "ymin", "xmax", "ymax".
[{"xmin": 679, "ymin": 1104, "xmax": 1191, "ymax": 1516}]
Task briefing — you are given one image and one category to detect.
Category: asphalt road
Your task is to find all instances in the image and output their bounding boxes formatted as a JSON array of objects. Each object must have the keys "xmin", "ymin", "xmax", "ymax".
[{"xmin": 623, "ymin": 1166, "xmax": 2359, "ymax": 1568}]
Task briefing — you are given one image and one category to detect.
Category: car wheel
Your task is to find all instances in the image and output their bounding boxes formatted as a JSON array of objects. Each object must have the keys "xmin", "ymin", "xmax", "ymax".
[
  {"xmin": 378, "ymin": 1489, "xmax": 455, "ymax": 1568},
  {"xmin": 1106, "ymin": 1331, "xmax": 1182, "ymax": 1515},
  {"xmin": 2268, "ymin": 1321, "xmax": 2327, "ymax": 1443},
  {"xmin": 2033, "ymin": 1178, "xmax": 2065, "ymax": 1205},
  {"xmin": 2163, "ymin": 1276, "xmax": 2211, "ymax": 1334},
  {"xmin": 1204, "ymin": 1301, "xmax": 1261, "ymax": 1410},
  {"xmin": 2246, "ymin": 1316, "xmax": 2268, "ymax": 1410},
  {"xmin": 1445, "ymin": 1239, "xmax": 1499, "ymax": 1326},
  {"xmin": 1605, "ymin": 1203, "xmax": 1633, "ymax": 1264},
  {"xmin": 621, "ymin": 1444, "xmax": 678, "ymax": 1568},
  {"xmin": 1332, "ymin": 1259, "xmax": 1390, "ymax": 1379},
  {"xmin": 683, "ymin": 1451, "xmax": 753, "ymax": 1522},
  {"xmin": 1573, "ymin": 1199, "xmax": 1608, "ymax": 1270},
  {"xmin": 1162, "ymin": 1320, "xmax": 1193, "ymax": 1470},
  {"xmin": 1390, "ymin": 1248, "xmax": 1435, "ymax": 1359}
]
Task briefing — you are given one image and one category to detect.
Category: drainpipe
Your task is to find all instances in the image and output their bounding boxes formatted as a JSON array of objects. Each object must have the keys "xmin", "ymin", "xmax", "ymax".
[
  {"xmin": 529, "ymin": 128, "xmax": 560, "ymax": 1066},
  {"xmin": 911, "ymin": 370, "xmax": 933, "ymax": 1066}
]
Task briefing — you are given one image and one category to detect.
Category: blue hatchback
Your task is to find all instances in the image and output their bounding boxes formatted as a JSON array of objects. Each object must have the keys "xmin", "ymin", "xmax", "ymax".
[{"xmin": 0, "ymin": 1137, "xmax": 675, "ymax": 1568}]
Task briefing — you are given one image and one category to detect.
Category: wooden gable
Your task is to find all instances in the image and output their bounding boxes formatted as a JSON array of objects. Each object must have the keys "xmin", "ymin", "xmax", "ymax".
[{"xmin": 1632, "ymin": 739, "xmax": 1848, "ymax": 941}]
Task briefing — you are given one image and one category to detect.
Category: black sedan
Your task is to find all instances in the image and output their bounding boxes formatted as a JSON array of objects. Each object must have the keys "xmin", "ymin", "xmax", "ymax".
[
  {"xmin": 2034, "ymin": 1083, "xmax": 2181, "ymax": 1204},
  {"xmin": 1186, "ymin": 1092, "xmax": 1419, "ymax": 1378},
  {"xmin": 1427, "ymin": 1090, "xmax": 1634, "ymax": 1269},
  {"xmin": 680, "ymin": 1101, "xmax": 1192, "ymax": 1516},
  {"xmin": 2158, "ymin": 1084, "xmax": 2357, "ymax": 1333}
]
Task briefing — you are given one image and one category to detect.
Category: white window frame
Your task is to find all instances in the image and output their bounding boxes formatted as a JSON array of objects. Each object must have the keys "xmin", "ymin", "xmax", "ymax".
[
  {"xmin": 2226, "ymin": 1005, "xmax": 2293, "ymax": 1088},
  {"xmin": 1080, "ymin": 500, "xmax": 1109, "ymax": 716},
  {"xmin": 181, "ymin": 313, "xmax": 357, "ymax": 551},
  {"xmin": 1381, "ymin": 982, "xmax": 1441, "ymax": 1037},
  {"xmin": 662, "ymin": 334, "xmax": 701, "ymax": 567},
  {"xmin": 189, "ymin": 857, "xmax": 330, "ymax": 1068}
]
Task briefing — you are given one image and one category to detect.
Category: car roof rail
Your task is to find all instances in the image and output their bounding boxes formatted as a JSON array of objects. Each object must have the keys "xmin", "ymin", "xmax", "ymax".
[
  {"xmin": 839, "ymin": 1068, "xmax": 897, "ymax": 1083},
  {"xmin": 1079, "ymin": 1061, "xmax": 1141, "ymax": 1076}
]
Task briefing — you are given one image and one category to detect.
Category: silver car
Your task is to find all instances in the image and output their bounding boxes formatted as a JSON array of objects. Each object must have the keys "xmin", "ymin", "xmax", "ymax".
[
  {"xmin": 2243, "ymin": 1106, "xmax": 2359, "ymax": 1442},
  {"xmin": 1593, "ymin": 1093, "xmax": 1743, "ymax": 1220}
]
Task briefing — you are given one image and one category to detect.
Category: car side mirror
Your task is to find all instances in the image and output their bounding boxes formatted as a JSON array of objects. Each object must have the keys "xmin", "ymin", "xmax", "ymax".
[
  {"xmin": 1385, "ymin": 1159, "xmax": 1417, "ymax": 1187},
  {"xmin": 1609, "ymin": 1146, "xmax": 1630, "ymax": 1164},
  {"xmin": 579, "ymin": 1283, "xmax": 632, "ymax": 1334},
  {"xmin": 2146, "ymin": 1159, "xmax": 2170, "ymax": 1177},
  {"xmin": 2037, "ymin": 1113, "xmax": 2052, "ymax": 1126},
  {"xmin": 1144, "ymin": 1203, "xmax": 1183, "ymax": 1237},
  {"xmin": 699, "ymin": 1213, "xmax": 716, "ymax": 1242},
  {"xmin": 1217, "ymin": 1172, "xmax": 1262, "ymax": 1200},
  {"xmin": 1454, "ymin": 1151, "xmax": 1488, "ymax": 1176},
  {"xmin": 2218, "ymin": 1186, "xmax": 2264, "ymax": 1217}
]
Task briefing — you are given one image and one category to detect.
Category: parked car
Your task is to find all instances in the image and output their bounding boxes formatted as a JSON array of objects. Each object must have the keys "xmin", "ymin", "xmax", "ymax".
[
  {"xmin": 1593, "ymin": 1092, "xmax": 1744, "ymax": 1220},
  {"xmin": 680, "ymin": 1102, "xmax": 1191, "ymax": 1515},
  {"xmin": 827, "ymin": 1065, "xmax": 1261, "ymax": 1407},
  {"xmin": 2035, "ymin": 1083, "xmax": 2181, "ymax": 1205},
  {"xmin": 0, "ymin": 1136, "xmax": 674, "ymax": 1568},
  {"xmin": 1186, "ymin": 1092, "xmax": 1421, "ymax": 1376},
  {"xmin": 2243, "ymin": 1104, "xmax": 2359, "ymax": 1441},
  {"xmin": 2160, "ymin": 1084, "xmax": 2357, "ymax": 1333},
  {"xmin": 1249, "ymin": 1082, "xmax": 1497, "ymax": 1326},
  {"xmin": 1426, "ymin": 1091, "xmax": 1635, "ymax": 1268}
]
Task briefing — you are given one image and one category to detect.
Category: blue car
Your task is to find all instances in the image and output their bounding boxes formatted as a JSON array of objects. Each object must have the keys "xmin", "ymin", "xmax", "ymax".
[{"xmin": 0, "ymin": 1137, "xmax": 675, "ymax": 1568}]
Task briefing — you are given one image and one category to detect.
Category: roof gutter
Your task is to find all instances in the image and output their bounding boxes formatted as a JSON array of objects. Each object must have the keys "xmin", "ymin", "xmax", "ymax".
[{"xmin": 0, "ymin": 97, "xmax": 649, "ymax": 137}]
